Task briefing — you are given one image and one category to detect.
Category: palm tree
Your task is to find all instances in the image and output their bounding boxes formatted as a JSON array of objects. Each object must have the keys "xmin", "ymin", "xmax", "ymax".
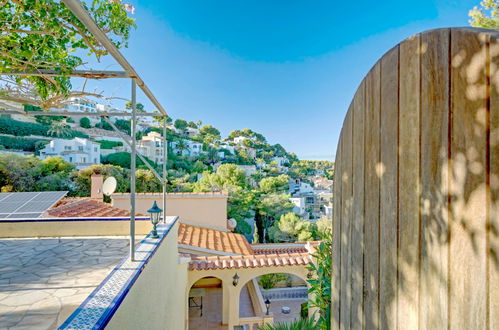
[
  {"xmin": 48, "ymin": 120, "xmax": 71, "ymax": 138},
  {"xmin": 175, "ymin": 139, "xmax": 190, "ymax": 156}
]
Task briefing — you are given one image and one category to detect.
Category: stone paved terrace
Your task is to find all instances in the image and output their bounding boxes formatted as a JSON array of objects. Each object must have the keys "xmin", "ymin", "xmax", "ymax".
[{"xmin": 0, "ymin": 237, "xmax": 134, "ymax": 329}]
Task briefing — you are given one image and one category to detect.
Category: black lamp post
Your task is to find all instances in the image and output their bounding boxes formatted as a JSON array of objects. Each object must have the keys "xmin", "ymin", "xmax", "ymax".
[
  {"xmin": 147, "ymin": 201, "xmax": 162, "ymax": 239},
  {"xmin": 265, "ymin": 298, "xmax": 271, "ymax": 315},
  {"xmin": 232, "ymin": 273, "xmax": 239, "ymax": 286}
]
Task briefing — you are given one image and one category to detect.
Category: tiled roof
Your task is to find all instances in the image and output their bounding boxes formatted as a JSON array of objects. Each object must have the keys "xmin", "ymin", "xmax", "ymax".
[
  {"xmin": 45, "ymin": 198, "xmax": 137, "ymax": 218},
  {"xmin": 251, "ymin": 242, "xmax": 319, "ymax": 255},
  {"xmin": 188, "ymin": 253, "xmax": 312, "ymax": 271},
  {"xmin": 178, "ymin": 223, "xmax": 253, "ymax": 255}
]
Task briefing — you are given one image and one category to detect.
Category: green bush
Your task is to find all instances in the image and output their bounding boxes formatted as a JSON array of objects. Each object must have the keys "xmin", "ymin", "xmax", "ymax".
[
  {"xmin": 80, "ymin": 117, "xmax": 91, "ymax": 128},
  {"xmin": 0, "ymin": 118, "xmax": 88, "ymax": 139},
  {"xmin": 96, "ymin": 140, "xmax": 123, "ymax": 149},
  {"xmin": 258, "ymin": 318, "xmax": 316, "ymax": 330},
  {"xmin": 95, "ymin": 120, "xmax": 113, "ymax": 131},
  {"xmin": 0, "ymin": 136, "xmax": 48, "ymax": 152},
  {"xmin": 102, "ymin": 152, "xmax": 157, "ymax": 170},
  {"xmin": 258, "ymin": 273, "xmax": 287, "ymax": 290}
]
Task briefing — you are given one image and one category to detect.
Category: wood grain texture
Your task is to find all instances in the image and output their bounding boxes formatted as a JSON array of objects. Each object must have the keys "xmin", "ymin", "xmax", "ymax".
[
  {"xmin": 332, "ymin": 133, "xmax": 343, "ymax": 330},
  {"xmin": 397, "ymin": 34, "xmax": 421, "ymax": 330},
  {"xmin": 449, "ymin": 28, "xmax": 488, "ymax": 330},
  {"xmin": 419, "ymin": 28, "xmax": 450, "ymax": 330},
  {"xmin": 351, "ymin": 82, "xmax": 365, "ymax": 330},
  {"xmin": 339, "ymin": 109, "xmax": 353, "ymax": 330},
  {"xmin": 489, "ymin": 31, "xmax": 499, "ymax": 330},
  {"xmin": 362, "ymin": 63, "xmax": 381, "ymax": 330},
  {"xmin": 379, "ymin": 46, "xmax": 399, "ymax": 330},
  {"xmin": 331, "ymin": 27, "xmax": 498, "ymax": 330}
]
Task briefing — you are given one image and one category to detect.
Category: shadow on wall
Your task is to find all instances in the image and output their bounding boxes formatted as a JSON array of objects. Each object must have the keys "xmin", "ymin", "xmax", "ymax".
[{"xmin": 331, "ymin": 27, "xmax": 498, "ymax": 330}]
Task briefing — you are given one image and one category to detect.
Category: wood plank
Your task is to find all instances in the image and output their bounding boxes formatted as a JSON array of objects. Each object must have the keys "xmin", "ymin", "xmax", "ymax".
[
  {"xmin": 379, "ymin": 46, "xmax": 399, "ymax": 330},
  {"xmin": 351, "ymin": 81, "xmax": 365, "ymax": 330},
  {"xmin": 420, "ymin": 28, "xmax": 450, "ymax": 330},
  {"xmin": 489, "ymin": 31, "xmax": 499, "ymax": 330},
  {"xmin": 332, "ymin": 130, "xmax": 343, "ymax": 330},
  {"xmin": 339, "ymin": 107, "xmax": 353, "ymax": 330},
  {"xmin": 397, "ymin": 34, "xmax": 421, "ymax": 330},
  {"xmin": 363, "ymin": 63, "xmax": 381, "ymax": 330},
  {"xmin": 449, "ymin": 28, "xmax": 488, "ymax": 330}
]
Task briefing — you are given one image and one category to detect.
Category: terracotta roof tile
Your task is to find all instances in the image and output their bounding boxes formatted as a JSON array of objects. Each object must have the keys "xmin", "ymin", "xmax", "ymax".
[
  {"xmin": 178, "ymin": 223, "xmax": 253, "ymax": 255},
  {"xmin": 251, "ymin": 242, "xmax": 320, "ymax": 255},
  {"xmin": 188, "ymin": 253, "xmax": 312, "ymax": 271},
  {"xmin": 45, "ymin": 198, "xmax": 140, "ymax": 218}
]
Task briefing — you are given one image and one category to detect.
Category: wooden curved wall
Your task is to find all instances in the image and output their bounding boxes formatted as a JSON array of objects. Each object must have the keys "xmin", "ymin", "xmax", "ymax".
[{"xmin": 332, "ymin": 27, "xmax": 498, "ymax": 330}]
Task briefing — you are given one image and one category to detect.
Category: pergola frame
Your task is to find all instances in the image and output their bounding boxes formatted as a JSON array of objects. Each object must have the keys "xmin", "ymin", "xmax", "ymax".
[{"xmin": 0, "ymin": 0, "xmax": 170, "ymax": 261}]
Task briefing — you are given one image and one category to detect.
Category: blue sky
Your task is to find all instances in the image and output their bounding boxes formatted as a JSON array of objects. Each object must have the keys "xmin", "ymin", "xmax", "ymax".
[{"xmin": 86, "ymin": 0, "xmax": 476, "ymax": 161}]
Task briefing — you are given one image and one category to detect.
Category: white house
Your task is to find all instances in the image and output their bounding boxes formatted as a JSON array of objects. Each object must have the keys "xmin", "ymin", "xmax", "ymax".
[
  {"xmin": 289, "ymin": 178, "xmax": 314, "ymax": 196},
  {"xmin": 136, "ymin": 131, "xmax": 165, "ymax": 164},
  {"xmin": 290, "ymin": 197, "xmax": 307, "ymax": 217},
  {"xmin": 39, "ymin": 138, "xmax": 100, "ymax": 170},
  {"xmin": 233, "ymin": 136, "xmax": 247, "ymax": 144},
  {"xmin": 272, "ymin": 156, "xmax": 289, "ymax": 167},
  {"xmin": 171, "ymin": 139, "xmax": 204, "ymax": 157}
]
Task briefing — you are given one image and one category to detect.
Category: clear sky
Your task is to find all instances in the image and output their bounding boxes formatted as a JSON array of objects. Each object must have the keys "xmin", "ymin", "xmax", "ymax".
[{"xmin": 85, "ymin": 0, "xmax": 477, "ymax": 161}]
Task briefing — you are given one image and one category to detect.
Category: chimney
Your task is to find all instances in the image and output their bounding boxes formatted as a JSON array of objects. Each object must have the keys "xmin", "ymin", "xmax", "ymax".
[{"xmin": 90, "ymin": 172, "xmax": 103, "ymax": 200}]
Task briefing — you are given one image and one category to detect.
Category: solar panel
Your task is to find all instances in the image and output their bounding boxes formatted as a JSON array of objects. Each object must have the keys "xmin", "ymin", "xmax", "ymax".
[{"xmin": 0, "ymin": 191, "xmax": 68, "ymax": 219}]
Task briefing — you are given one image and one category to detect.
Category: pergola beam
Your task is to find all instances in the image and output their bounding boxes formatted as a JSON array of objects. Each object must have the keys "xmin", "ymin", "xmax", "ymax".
[
  {"xmin": 61, "ymin": 0, "xmax": 168, "ymax": 117},
  {"xmin": 3, "ymin": 69, "xmax": 131, "ymax": 79},
  {"xmin": 0, "ymin": 110, "xmax": 163, "ymax": 117}
]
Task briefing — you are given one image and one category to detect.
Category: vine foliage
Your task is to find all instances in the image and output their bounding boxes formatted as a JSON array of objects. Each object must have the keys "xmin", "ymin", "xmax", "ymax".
[{"xmin": 0, "ymin": 0, "xmax": 135, "ymax": 108}]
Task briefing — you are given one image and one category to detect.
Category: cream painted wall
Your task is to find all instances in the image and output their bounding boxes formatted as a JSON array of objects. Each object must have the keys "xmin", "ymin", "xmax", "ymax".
[
  {"xmin": 0, "ymin": 219, "xmax": 153, "ymax": 238},
  {"xmin": 106, "ymin": 221, "xmax": 188, "ymax": 330},
  {"xmin": 112, "ymin": 193, "xmax": 228, "ymax": 231}
]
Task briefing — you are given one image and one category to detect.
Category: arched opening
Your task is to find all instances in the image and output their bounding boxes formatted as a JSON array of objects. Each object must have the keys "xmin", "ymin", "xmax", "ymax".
[
  {"xmin": 238, "ymin": 272, "xmax": 309, "ymax": 327},
  {"xmin": 188, "ymin": 276, "xmax": 224, "ymax": 329}
]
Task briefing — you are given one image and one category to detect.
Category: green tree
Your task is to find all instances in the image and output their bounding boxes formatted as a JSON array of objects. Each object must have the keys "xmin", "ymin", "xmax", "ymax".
[
  {"xmin": 80, "ymin": 117, "xmax": 91, "ymax": 129},
  {"xmin": 259, "ymin": 174, "xmax": 290, "ymax": 194},
  {"xmin": 0, "ymin": 1, "xmax": 135, "ymax": 103},
  {"xmin": 174, "ymin": 139, "xmax": 190, "ymax": 156},
  {"xmin": 188, "ymin": 121, "xmax": 198, "ymax": 128},
  {"xmin": 269, "ymin": 212, "xmax": 315, "ymax": 243},
  {"xmin": 114, "ymin": 119, "xmax": 131, "ymax": 135},
  {"xmin": 174, "ymin": 119, "xmax": 188, "ymax": 131},
  {"xmin": 469, "ymin": 0, "xmax": 499, "ymax": 30},
  {"xmin": 135, "ymin": 169, "xmax": 162, "ymax": 192},
  {"xmin": 0, "ymin": 155, "xmax": 73, "ymax": 193},
  {"xmin": 257, "ymin": 193, "xmax": 294, "ymax": 242},
  {"xmin": 199, "ymin": 125, "xmax": 221, "ymax": 140},
  {"xmin": 315, "ymin": 217, "xmax": 332, "ymax": 238},
  {"xmin": 125, "ymin": 102, "xmax": 145, "ymax": 112},
  {"xmin": 70, "ymin": 164, "xmax": 130, "ymax": 197}
]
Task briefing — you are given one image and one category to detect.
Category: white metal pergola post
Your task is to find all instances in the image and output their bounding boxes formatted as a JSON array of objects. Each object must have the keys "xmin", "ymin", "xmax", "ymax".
[{"xmin": 130, "ymin": 80, "xmax": 137, "ymax": 261}]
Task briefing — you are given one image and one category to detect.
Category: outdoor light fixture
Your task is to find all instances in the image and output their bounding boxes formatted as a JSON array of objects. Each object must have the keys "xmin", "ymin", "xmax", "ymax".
[
  {"xmin": 232, "ymin": 273, "xmax": 239, "ymax": 286},
  {"xmin": 147, "ymin": 201, "xmax": 162, "ymax": 239},
  {"xmin": 265, "ymin": 298, "xmax": 271, "ymax": 315},
  {"xmin": 307, "ymin": 271, "xmax": 313, "ymax": 280}
]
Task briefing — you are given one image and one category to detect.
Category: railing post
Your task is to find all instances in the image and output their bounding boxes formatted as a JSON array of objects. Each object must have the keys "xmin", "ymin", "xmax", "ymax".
[
  {"xmin": 162, "ymin": 116, "xmax": 167, "ymax": 223},
  {"xmin": 130, "ymin": 79, "xmax": 137, "ymax": 261}
]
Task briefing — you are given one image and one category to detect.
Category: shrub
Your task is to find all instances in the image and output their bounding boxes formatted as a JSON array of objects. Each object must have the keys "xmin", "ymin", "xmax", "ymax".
[
  {"xmin": 258, "ymin": 273, "xmax": 287, "ymax": 290},
  {"xmin": 0, "ymin": 136, "xmax": 48, "ymax": 152},
  {"xmin": 258, "ymin": 318, "xmax": 316, "ymax": 330},
  {"xmin": 102, "ymin": 152, "xmax": 157, "ymax": 170},
  {"xmin": 0, "ymin": 118, "xmax": 87, "ymax": 139},
  {"xmin": 96, "ymin": 140, "xmax": 123, "ymax": 149},
  {"xmin": 80, "ymin": 117, "xmax": 91, "ymax": 128}
]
